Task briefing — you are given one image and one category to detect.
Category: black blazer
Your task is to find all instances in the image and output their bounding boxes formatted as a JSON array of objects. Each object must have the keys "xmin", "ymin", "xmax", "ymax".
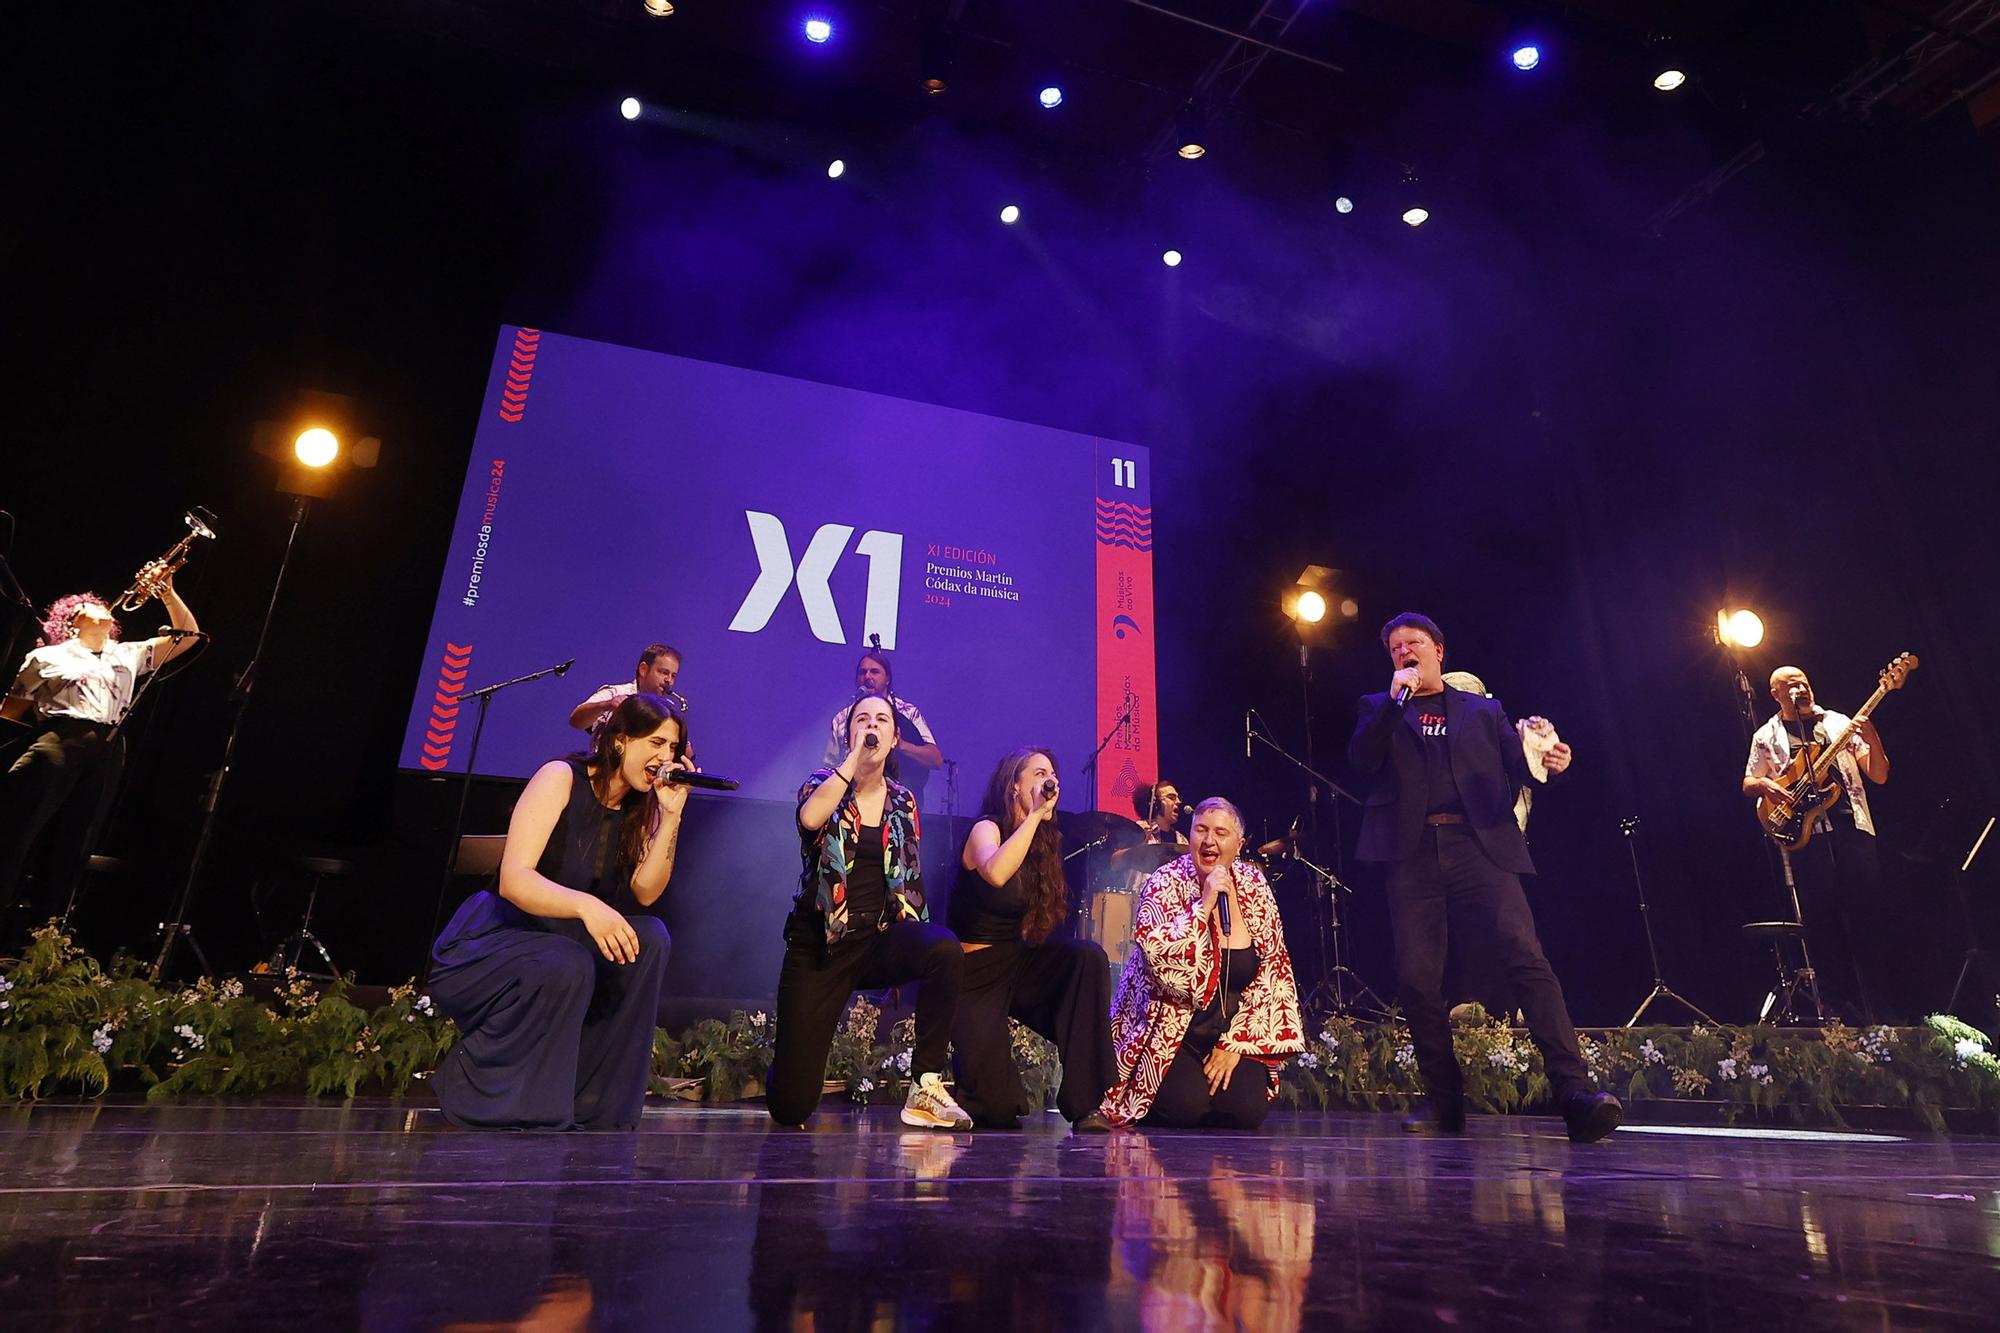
[{"xmin": 1346, "ymin": 685, "xmax": 1537, "ymax": 874}]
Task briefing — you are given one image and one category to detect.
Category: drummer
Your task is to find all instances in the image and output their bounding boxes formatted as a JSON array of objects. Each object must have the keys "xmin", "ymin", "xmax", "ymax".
[{"xmin": 1132, "ymin": 782, "xmax": 1188, "ymax": 848}]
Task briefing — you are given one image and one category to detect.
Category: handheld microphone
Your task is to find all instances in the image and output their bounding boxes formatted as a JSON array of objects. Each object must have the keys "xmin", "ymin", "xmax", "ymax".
[
  {"xmin": 1041, "ymin": 778, "xmax": 1058, "ymax": 798},
  {"xmin": 1393, "ymin": 658, "xmax": 1418, "ymax": 705},
  {"xmin": 863, "ymin": 733, "xmax": 879, "ymax": 750},
  {"xmin": 1216, "ymin": 886, "xmax": 1232, "ymax": 935},
  {"xmin": 1244, "ymin": 709, "xmax": 1253, "ymax": 759}
]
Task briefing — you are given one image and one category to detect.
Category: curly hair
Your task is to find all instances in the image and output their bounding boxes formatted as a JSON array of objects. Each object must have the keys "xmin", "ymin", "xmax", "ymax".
[{"xmin": 39, "ymin": 593, "xmax": 119, "ymax": 648}]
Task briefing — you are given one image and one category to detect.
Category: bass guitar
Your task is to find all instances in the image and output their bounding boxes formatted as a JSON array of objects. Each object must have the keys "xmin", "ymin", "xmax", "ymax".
[{"xmin": 1756, "ymin": 652, "xmax": 1917, "ymax": 850}]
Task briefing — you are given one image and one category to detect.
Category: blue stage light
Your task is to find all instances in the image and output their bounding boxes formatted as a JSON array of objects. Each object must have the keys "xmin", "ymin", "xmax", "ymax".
[
  {"xmin": 1038, "ymin": 86, "xmax": 1063, "ymax": 109},
  {"xmin": 804, "ymin": 17, "xmax": 833, "ymax": 44},
  {"xmin": 827, "ymin": 159, "xmax": 846, "ymax": 179},
  {"xmin": 1512, "ymin": 45, "xmax": 1540, "ymax": 71},
  {"xmin": 999, "ymin": 204, "xmax": 1020, "ymax": 225},
  {"xmin": 1162, "ymin": 249, "xmax": 1183, "ymax": 267}
]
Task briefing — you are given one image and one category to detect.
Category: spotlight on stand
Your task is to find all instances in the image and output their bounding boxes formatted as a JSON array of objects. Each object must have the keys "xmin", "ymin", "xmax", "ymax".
[
  {"xmin": 803, "ymin": 16, "xmax": 833, "ymax": 44},
  {"xmin": 1176, "ymin": 99, "xmax": 1207, "ymax": 159},
  {"xmin": 1715, "ymin": 608, "xmax": 1765, "ymax": 650},
  {"xmin": 1283, "ymin": 565, "xmax": 1357, "ymax": 639},
  {"xmin": 1511, "ymin": 44, "xmax": 1541, "ymax": 71},
  {"xmin": 294, "ymin": 428, "xmax": 338, "ymax": 468},
  {"xmin": 1038, "ymin": 85, "xmax": 1063, "ymax": 109}
]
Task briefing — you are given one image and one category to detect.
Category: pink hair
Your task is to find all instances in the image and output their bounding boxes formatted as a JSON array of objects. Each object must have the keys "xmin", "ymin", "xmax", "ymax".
[{"xmin": 39, "ymin": 593, "xmax": 120, "ymax": 648}]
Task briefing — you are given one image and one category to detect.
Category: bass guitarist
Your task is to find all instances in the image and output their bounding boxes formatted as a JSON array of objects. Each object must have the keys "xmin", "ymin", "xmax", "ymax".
[{"xmin": 1742, "ymin": 663, "xmax": 1900, "ymax": 1020}]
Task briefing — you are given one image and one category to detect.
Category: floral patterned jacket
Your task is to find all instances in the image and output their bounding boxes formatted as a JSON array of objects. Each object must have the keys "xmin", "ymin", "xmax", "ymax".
[
  {"xmin": 793, "ymin": 769, "xmax": 926, "ymax": 946},
  {"xmin": 1099, "ymin": 855, "xmax": 1305, "ymax": 1125}
]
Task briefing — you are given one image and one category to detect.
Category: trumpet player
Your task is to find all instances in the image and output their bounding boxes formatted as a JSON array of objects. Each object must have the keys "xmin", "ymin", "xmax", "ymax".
[{"xmin": 0, "ymin": 564, "xmax": 199, "ymax": 940}]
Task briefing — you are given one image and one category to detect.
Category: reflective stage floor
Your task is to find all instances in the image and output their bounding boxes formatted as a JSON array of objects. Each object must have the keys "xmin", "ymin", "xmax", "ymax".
[{"xmin": 3, "ymin": 1100, "xmax": 1999, "ymax": 1329}]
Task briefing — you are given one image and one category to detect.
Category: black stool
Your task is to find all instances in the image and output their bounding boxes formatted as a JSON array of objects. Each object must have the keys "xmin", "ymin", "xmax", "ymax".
[
  {"xmin": 271, "ymin": 856, "xmax": 353, "ymax": 979},
  {"xmin": 1741, "ymin": 920, "xmax": 1828, "ymax": 1024}
]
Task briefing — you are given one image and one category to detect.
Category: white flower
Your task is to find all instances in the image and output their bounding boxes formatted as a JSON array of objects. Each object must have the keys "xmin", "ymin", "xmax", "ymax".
[
  {"xmin": 1748, "ymin": 1063, "xmax": 1772, "ymax": 1085},
  {"xmin": 1860, "ymin": 1026, "xmax": 1894, "ymax": 1063},
  {"xmin": 404, "ymin": 1014, "xmax": 417, "ymax": 1023},
  {"xmin": 1295, "ymin": 1052, "xmax": 1319, "ymax": 1070},
  {"xmin": 1393, "ymin": 1043, "xmax": 1416, "ymax": 1069},
  {"xmin": 895, "ymin": 1049, "xmax": 912, "ymax": 1074},
  {"xmin": 1955, "ymin": 1037, "xmax": 1983, "ymax": 1065},
  {"xmin": 1487, "ymin": 1046, "xmax": 1520, "ymax": 1070},
  {"xmin": 172, "ymin": 1023, "xmax": 206, "ymax": 1051},
  {"xmin": 751, "ymin": 1010, "xmax": 768, "ymax": 1027},
  {"xmin": 1640, "ymin": 1040, "xmax": 1665, "ymax": 1065},
  {"xmin": 92, "ymin": 1024, "xmax": 115, "ymax": 1054},
  {"xmin": 1717, "ymin": 1058, "xmax": 1738, "ymax": 1081},
  {"xmin": 857, "ymin": 1078, "xmax": 875, "ymax": 1094},
  {"xmin": 0, "ymin": 976, "xmax": 14, "ymax": 991},
  {"xmin": 0, "ymin": 999, "xmax": 9, "ymax": 1011},
  {"xmin": 220, "ymin": 979, "xmax": 245, "ymax": 1000},
  {"xmin": 1690, "ymin": 1024, "xmax": 1708, "ymax": 1038},
  {"xmin": 414, "ymin": 995, "xmax": 434, "ymax": 1015}
]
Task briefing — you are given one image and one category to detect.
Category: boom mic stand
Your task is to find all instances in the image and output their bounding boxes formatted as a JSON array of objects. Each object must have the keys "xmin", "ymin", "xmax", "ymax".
[
  {"xmin": 1618, "ymin": 816, "xmax": 1717, "ymax": 1026},
  {"xmin": 423, "ymin": 657, "xmax": 573, "ymax": 977},
  {"xmin": 1945, "ymin": 815, "xmax": 1996, "ymax": 1020},
  {"xmin": 152, "ymin": 496, "xmax": 307, "ymax": 982},
  {"xmin": 1245, "ymin": 708, "xmax": 1379, "ymax": 1018}
]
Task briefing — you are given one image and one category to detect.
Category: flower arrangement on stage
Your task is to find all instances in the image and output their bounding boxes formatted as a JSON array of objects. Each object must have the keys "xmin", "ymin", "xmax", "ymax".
[
  {"xmin": 5, "ymin": 929, "xmax": 1996, "ymax": 1130},
  {"xmin": 0, "ymin": 927, "xmax": 453, "ymax": 1101}
]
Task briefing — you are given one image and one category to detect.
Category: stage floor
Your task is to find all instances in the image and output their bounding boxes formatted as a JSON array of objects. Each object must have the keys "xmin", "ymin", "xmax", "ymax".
[{"xmin": 3, "ymin": 1100, "xmax": 1998, "ymax": 1329}]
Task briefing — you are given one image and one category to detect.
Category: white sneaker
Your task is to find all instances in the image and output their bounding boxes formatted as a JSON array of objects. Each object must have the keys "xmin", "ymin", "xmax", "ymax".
[{"xmin": 901, "ymin": 1072, "xmax": 973, "ymax": 1129}]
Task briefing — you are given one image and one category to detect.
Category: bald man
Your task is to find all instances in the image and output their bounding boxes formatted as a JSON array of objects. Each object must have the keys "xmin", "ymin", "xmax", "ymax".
[{"xmin": 1743, "ymin": 664, "xmax": 1893, "ymax": 1020}]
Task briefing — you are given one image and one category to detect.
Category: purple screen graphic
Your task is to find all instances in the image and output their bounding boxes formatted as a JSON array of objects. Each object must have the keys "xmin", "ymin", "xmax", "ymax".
[{"xmin": 401, "ymin": 327, "xmax": 1149, "ymax": 807}]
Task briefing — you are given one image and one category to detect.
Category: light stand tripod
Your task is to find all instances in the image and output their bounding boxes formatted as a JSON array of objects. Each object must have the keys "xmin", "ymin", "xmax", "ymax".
[
  {"xmin": 1618, "ymin": 816, "xmax": 1717, "ymax": 1026},
  {"xmin": 423, "ymin": 657, "xmax": 573, "ymax": 976},
  {"xmin": 151, "ymin": 496, "xmax": 308, "ymax": 982},
  {"xmin": 1945, "ymin": 815, "xmax": 1996, "ymax": 1019}
]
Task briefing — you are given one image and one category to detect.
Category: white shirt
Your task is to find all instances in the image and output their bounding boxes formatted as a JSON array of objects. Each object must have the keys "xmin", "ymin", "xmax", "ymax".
[
  {"xmin": 823, "ymin": 696, "xmax": 938, "ymax": 764},
  {"xmin": 12, "ymin": 637, "xmax": 157, "ymax": 726},
  {"xmin": 579, "ymin": 680, "xmax": 637, "ymax": 736},
  {"xmin": 1745, "ymin": 709, "xmax": 1876, "ymax": 837}
]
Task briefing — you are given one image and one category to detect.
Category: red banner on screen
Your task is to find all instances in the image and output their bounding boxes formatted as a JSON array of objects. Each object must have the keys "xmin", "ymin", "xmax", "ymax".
[{"xmin": 1094, "ymin": 446, "xmax": 1157, "ymax": 814}]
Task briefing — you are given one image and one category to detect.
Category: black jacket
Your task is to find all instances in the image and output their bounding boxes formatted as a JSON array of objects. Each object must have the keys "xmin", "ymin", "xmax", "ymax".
[{"xmin": 1346, "ymin": 685, "xmax": 1538, "ymax": 874}]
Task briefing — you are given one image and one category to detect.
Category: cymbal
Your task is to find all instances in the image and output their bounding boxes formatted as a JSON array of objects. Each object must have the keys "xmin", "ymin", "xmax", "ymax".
[
  {"xmin": 1060, "ymin": 810, "xmax": 1146, "ymax": 851},
  {"xmin": 1109, "ymin": 843, "xmax": 1183, "ymax": 873}
]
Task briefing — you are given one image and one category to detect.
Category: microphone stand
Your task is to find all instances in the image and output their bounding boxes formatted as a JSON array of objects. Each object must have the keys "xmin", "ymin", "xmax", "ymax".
[
  {"xmin": 152, "ymin": 496, "xmax": 309, "ymax": 982},
  {"xmin": 1080, "ymin": 699, "xmax": 1134, "ymax": 814},
  {"xmin": 1288, "ymin": 848, "xmax": 1388, "ymax": 1017},
  {"xmin": 422, "ymin": 658, "xmax": 573, "ymax": 978}
]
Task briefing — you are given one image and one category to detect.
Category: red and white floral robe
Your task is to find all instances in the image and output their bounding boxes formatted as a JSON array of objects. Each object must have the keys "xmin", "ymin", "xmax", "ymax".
[{"xmin": 1098, "ymin": 855, "xmax": 1305, "ymax": 1126}]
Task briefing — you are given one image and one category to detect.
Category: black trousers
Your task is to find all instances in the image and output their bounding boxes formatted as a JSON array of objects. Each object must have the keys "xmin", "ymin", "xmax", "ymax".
[
  {"xmin": 1787, "ymin": 819, "xmax": 1886, "ymax": 1022},
  {"xmin": 1384, "ymin": 825, "xmax": 1589, "ymax": 1106},
  {"xmin": 950, "ymin": 936, "xmax": 1115, "ymax": 1126},
  {"xmin": 766, "ymin": 917, "xmax": 963, "ymax": 1126},
  {"xmin": 1139, "ymin": 1037, "xmax": 1272, "ymax": 1130},
  {"xmin": 0, "ymin": 718, "xmax": 125, "ymax": 931}
]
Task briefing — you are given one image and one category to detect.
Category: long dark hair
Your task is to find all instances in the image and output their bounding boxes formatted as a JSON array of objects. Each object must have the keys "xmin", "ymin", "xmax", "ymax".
[
  {"xmin": 978, "ymin": 746, "xmax": 1066, "ymax": 946},
  {"xmin": 578, "ymin": 691, "xmax": 688, "ymax": 869}
]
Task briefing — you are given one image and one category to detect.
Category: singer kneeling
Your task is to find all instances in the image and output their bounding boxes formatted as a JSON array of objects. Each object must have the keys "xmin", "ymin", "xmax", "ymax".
[
  {"xmin": 1099, "ymin": 798, "xmax": 1304, "ymax": 1129},
  {"xmin": 428, "ymin": 692, "xmax": 689, "ymax": 1130},
  {"xmin": 948, "ymin": 747, "xmax": 1116, "ymax": 1130},
  {"xmin": 765, "ymin": 693, "xmax": 972, "ymax": 1129}
]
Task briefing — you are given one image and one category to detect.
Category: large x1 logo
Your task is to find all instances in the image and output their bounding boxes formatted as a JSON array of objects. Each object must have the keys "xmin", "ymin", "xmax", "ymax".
[{"xmin": 727, "ymin": 511, "xmax": 904, "ymax": 647}]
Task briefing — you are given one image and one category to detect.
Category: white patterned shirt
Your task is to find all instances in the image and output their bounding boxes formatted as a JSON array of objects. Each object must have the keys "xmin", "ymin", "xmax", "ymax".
[
  {"xmin": 11, "ymin": 638, "xmax": 157, "ymax": 726},
  {"xmin": 1745, "ymin": 710, "xmax": 1876, "ymax": 837}
]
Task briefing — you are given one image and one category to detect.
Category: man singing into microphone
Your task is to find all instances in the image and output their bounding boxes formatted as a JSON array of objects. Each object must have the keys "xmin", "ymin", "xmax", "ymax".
[
  {"xmin": 1743, "ymin": 665, "xmax": 1892, "ymax": 1019},
  {"xmin": 1347, "ymin": 612, "xmax": 1621, "ymax": 1142}
]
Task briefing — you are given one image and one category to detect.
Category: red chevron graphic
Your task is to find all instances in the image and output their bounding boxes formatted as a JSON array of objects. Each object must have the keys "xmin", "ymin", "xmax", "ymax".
[
  {"xmin": 498, "ymin": 328, "xmax": 541, "ymax": 423},
  {"xmin": 421, "ymin": 642, "xmax": 474, "ymax": 769}
]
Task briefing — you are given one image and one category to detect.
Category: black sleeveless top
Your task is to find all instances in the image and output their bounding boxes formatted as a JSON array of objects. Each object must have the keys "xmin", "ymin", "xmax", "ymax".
[
  {"xmin": 535, "ymin": 757, "xmax": 628, "ymax": 899},
  {"xmin": 948, "ymin": 862, "xmax": 1033, "ymax": 944},
  {"xmin": 1185, "ymin": 947, "xmax": 1261, "ymax": 1052}
]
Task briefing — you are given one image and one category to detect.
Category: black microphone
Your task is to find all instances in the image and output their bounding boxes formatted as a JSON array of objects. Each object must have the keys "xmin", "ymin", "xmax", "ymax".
[
  {"xmin": 863, "ymin": 733, "xmax": 879, "ymax": 749},
  {"xmin": 1041, "ymin": 778, "xmax": 1058, "ymax": 798},
  {"xmin": 665, "ymin": 770, "xmax": 739, "ymax": 791},
  {"xmin": 1216, "ymin": 885, "xmax": 1232, "ymax": 935},
  {"xmin": 1244, "ymin": 709, "xmax": 1253, "ymax": 759},
  {"xmin": 555, "ymin": 658, "xmax": 574, "ymax": 677},
  {"xmin": 154, "ymin": 627, "xmax": 208, "ymax": 639},
  {"xmin": 1393, "ymin": 658, "xmax": 1417, "ymax": 705}
]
